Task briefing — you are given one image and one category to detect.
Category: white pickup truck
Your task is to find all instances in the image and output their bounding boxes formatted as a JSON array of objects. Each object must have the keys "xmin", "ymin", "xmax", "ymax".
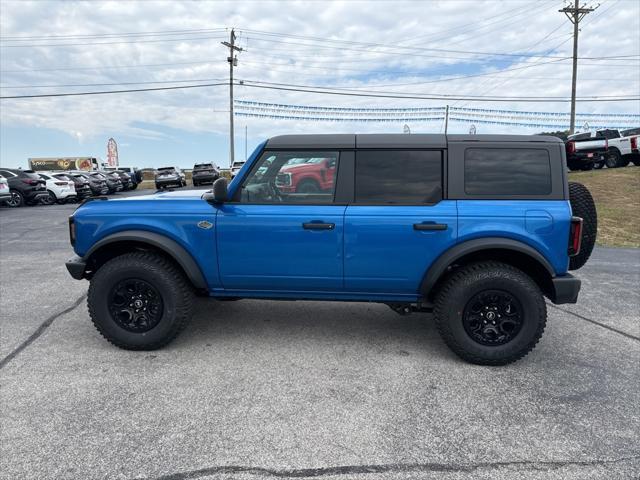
[
  {"xmin": 608, "ymin": 127, "xmax": 640, "ymax": 168},
  {"xmin": 566, "ymin": 128, "xmax": 639, "ymax": 170}
]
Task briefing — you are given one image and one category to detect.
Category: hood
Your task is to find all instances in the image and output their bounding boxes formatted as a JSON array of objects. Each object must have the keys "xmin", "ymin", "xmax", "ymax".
[{"xmin": 111, "ymin": 189, "xmax": 207, "ymax": 201}]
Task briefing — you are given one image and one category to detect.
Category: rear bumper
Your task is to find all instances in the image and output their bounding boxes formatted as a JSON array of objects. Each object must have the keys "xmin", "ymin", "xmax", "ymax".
[
  {"xmin": 549, "ymin": 274, "xmax": 581, "ymax": 304},
  {"xmin": 65, "ymin": 255, "xmax": 86, "ymax": 280}
]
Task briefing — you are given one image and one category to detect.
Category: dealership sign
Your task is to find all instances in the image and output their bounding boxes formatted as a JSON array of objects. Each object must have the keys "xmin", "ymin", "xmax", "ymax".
[{"xmin": 107, "ymin": 138, "xmax": 118, "ymax": 167}]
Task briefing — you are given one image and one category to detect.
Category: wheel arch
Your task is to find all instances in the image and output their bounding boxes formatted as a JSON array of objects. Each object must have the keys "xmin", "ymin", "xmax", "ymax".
[
  {"xmin": 421, "ymin": 238, "xmax": 556, "ymax": 301},
  {"xmin": 83, "ymin": 230, "xmax": 208, "ymax": 290}
]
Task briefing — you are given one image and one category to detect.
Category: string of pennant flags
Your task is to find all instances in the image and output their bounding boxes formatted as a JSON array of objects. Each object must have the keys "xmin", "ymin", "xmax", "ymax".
[
  {"xmin": 235, "ymin": 100, "xmax": 640, "ymax": 119},
  {"xmin": 234, "ymin": 111, "xmax": 631, "ymax": 130}
]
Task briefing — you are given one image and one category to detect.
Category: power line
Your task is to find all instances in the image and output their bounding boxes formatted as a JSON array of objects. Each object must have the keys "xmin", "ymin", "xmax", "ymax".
[
  {"xmin": 0, "ymin": 82, "xmax": 227, "ymax": 99},
  {"xmin": 239, "ymin": 31, "xmax": 637, "ymax": 61},
  {"xmin": 0, "ymin": 35, "xmax": 227, "ymax": 48},
  {"xmin": 0, "ymin": 28, "xmax": 227, "ymax": 41},
  {"xmin": 1, "ymin": 80, "xmax": 637, "ymax": 102}
]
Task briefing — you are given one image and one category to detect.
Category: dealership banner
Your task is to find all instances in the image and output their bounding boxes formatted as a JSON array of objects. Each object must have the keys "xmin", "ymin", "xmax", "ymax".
[{"xmin": 107, "ymin": 138, "xmax": 118, "ymax": 167}]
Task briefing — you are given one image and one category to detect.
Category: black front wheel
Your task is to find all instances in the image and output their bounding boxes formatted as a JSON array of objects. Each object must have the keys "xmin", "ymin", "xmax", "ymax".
[
  {"xmin": 88, "ymin": 252, "xmax": 194, "ymax": 350},
  {"xmin": 434, "ymin": 262, "xmax": 546, "ymax": 365}
]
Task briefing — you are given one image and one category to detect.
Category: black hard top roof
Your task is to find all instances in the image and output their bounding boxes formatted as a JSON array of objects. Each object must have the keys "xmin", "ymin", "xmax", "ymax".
[{"xmin": 266, "ymin": 134, "xmax": 562, "ymax": 149}]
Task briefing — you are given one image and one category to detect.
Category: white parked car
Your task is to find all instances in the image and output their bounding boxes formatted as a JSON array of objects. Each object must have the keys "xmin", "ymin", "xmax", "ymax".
[
  {"xmin": 231, "ymin": 161, "xmax": 245, "ymax": 178},
  {"xmin": 0, "ymin": 174, "xmax": 11, "ymax": 205},
  {"xmin": 38, "ymin": 172, "xmax": 77, "ymax": 204}
]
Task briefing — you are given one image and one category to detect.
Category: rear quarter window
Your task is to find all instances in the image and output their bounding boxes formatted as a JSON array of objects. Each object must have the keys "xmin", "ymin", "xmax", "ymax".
[
  {"xmin": 464, "ymin": 148, "xmax": 551, "ymax": 196},
  {"xmin": 355, "ymin": 150, "xmax": 442, "ymax": 204}
]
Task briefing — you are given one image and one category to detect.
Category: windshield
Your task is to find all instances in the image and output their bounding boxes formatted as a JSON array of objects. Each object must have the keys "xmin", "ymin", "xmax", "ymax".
[{"xmin": 621, "ymin": 128, "xmax": 640, "ymax": 137}]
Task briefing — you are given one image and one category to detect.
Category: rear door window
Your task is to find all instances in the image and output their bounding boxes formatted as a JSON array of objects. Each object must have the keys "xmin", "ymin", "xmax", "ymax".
[
  {"xmin": 355, "ymin": 150, "xmax": 442, "ymax": 204},
  {"xmin": 464, "ymin": 148, "xmax": 551, "ymax": 195}
]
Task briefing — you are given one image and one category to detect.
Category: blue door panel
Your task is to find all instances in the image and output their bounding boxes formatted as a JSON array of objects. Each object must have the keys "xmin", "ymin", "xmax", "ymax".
[
  {"xmin": 344, "ymin": 201, "xmax": 458, "ymax": 293},
  {"xmin": 216, "ymin": 204, "xmax": 346, "ymax": 290},
  {"xmin": 457, "ymin": 200, "xmax": 572, "ymax": 275}
]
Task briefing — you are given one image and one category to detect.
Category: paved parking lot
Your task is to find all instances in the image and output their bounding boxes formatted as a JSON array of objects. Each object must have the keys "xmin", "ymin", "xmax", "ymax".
[{"xmin": 1, "ymin": 193, "xmax": 639, "ymax": 480}]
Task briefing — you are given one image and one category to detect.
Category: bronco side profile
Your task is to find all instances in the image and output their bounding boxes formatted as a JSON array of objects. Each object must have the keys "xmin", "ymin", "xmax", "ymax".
[{"xmin": 66, "ymin": 134, "xmax": 597, "ymax": 365}]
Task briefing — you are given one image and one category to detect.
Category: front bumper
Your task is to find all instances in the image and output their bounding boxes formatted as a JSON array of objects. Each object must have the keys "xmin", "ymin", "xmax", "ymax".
[
  {"xmin": 549, "ymin": 274, "xmax": 581, "ymax": 304},
  {"xmin": 0, "ymin": 193, "xmax": 11, "ymax": 202},
  {"xmin": 66, "ymin": 255, "xmax": 86, "ymax": 280}
]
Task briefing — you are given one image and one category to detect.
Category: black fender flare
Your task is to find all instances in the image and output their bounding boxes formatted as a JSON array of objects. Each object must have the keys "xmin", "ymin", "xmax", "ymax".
[
  {"xmin": 420, "ymin": 237, "xmax": 556, "ymax": 296},
  {"xmin": 84, "ymin": 230, "xmax": 208, "ymax": 289}
]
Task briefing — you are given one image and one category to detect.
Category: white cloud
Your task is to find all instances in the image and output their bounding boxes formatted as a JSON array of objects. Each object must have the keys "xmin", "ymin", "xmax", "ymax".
[{"xmin": 0, "ymin": 0, "xmax": 638, "ymax": 140}]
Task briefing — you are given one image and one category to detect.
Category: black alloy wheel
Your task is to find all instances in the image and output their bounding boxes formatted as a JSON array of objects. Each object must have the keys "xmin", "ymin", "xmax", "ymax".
[
  {"xmin": 108, "ymin": 279, "xmax": 164, "ymax": 333},
  {"xmin": 462, "ymin": 290, "xmax": 524, "ymax": 346}
]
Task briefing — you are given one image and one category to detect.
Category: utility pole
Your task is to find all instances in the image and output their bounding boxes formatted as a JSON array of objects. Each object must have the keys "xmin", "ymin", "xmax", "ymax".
[
  {"xmin": 444, "ymin": 105, "xmax": 449, "ymax": 134},
  {"xmin": 560, "ymin": 0, "xmax": 595, "ymax": 134},
  {"xmin": 244, "ymin": 125, "xmax": 248, "ymax": 161},
  {"xmin": 221, "ymin": 29, "xmax": 243, "ymax": 167}
]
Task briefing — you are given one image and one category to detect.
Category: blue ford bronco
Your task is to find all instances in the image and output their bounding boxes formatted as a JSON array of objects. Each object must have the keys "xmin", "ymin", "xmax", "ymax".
[{"xmin": 66, "ymin": 134, "xmax": 597, "ymax": 365}]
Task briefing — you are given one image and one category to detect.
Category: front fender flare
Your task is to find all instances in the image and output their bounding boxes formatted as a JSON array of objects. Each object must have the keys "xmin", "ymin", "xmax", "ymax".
[
  {"xmin": 420, "ymin": 237, "xmax": 556, "ymax": 296},
  {"xmin": 84, "ymin": 230, "xmax": 208, "ymax": 289}
]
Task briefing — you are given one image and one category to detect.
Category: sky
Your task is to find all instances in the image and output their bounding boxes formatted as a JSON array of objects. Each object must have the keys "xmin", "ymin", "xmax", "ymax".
[{"xmin": 0, "ymin": 0, "xmax": 639, "ymax": 170}]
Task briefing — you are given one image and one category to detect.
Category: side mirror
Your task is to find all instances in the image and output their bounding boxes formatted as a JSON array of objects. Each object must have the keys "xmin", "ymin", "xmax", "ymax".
[{"xmin": 204, "ymin": 177, "xmax": 227, "ymax": 203}]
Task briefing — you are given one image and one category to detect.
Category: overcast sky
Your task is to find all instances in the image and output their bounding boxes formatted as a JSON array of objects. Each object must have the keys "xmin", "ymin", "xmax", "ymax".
[{"xmin": 1, "ymin": 0, "xmax": 638, "ymax": 169}]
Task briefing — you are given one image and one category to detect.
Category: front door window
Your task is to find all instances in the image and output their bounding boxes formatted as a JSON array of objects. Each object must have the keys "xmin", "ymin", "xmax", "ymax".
[{"xmin": 239, "ymin": 151, "xmax": 339, "ymax": 204}]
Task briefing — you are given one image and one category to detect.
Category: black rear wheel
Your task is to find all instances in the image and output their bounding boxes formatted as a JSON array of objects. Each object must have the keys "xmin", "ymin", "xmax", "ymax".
[
  {"xmin": 605, "ymin": 149, "xmax": 627, "ymax": 168},
  {"xmin": 434, "ymin": 262, "xmax": 546, "ymax": 366},
  {"xmin": 88, "ymin": 252, "xmax": 194, "ymax": 350}
]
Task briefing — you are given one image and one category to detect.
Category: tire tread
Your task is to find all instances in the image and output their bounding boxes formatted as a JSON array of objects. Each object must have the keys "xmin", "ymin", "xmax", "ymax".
[
  {"xmin": 87, "ymin": 251, "xmax": 193, "ymax": 350},
  {"xmin": 434, "ymin": 261, "xmax": 547, "ymax": 366}
]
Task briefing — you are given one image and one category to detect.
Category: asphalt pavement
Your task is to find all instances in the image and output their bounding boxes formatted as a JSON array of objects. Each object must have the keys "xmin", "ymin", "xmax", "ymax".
[{"xmin": 1, "ymin": 192, "xmax": 639, "ymax": 480}]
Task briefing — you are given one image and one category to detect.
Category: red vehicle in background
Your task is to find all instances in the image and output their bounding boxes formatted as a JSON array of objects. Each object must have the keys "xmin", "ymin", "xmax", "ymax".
[{"xmin": 275, "ymin": 157, "xmax": 337, "ymax": 193}]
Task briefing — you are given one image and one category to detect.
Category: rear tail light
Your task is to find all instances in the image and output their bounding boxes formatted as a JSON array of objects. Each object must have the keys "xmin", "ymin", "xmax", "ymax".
[
  {"xmin": 631, "ymin": 136, "xmax": 638, "ymax": 150},
  {"xmin": 568, "ymin": 216, "xmax": 583, "ymax": 256},
  {"xmin": 69, "ymin": 216, "xmax": 76, "ymax": 246},
  {"xmin": 21, "ymin": 178, "xmax": 40, "ymax": 185},
  {"xmin": 54, "ymin": 181, "xmax": 68, "ymax": 186},
  {"xmin": 566, "ymin": 141, "xmax": 576, "ymax": 155}
]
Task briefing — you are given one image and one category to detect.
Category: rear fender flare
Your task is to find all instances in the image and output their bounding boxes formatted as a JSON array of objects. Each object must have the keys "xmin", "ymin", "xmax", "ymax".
[{"xmin": 420, "ymin": 237, "xmax": 555, "ymax": 296}]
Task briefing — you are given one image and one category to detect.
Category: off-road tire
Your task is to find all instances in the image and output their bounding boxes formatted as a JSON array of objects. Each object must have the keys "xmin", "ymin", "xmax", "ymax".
[
  {"xmin": 568, "ymin": 181, "xmax": 597, "ymax": 270},
  {"xmin": 434, "ymin": 261, "xmax": 546, "ymax": 366},
  {"xmin": 88, "ymin": 251, "xmax": 194, "ymax": 350},
  {"xmin": 631, "ymin": 156, "xmax": 640, "ymax": 167}
]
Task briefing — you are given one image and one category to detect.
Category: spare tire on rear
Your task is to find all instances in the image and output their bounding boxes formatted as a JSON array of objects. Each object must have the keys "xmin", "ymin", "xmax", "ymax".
[{"xmin": 568, "ymin": 181, "xmax": 597, "ymax": 270}]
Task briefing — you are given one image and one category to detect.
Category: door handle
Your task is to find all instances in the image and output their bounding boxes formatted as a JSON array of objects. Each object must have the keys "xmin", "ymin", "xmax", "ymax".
[
  {"xmin": 303, "ymin": 222, "xmax": 335, "ymax": 230},
  {"xmin": 413, "ymin": 222, "xmax": 448, "ymax": 231}
]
